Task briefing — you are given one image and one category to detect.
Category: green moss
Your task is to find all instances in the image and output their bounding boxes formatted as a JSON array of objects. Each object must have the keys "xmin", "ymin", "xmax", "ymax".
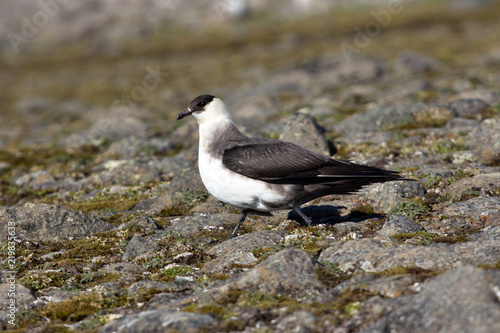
[
  {"xmin": 197, "ymin": 304, "xmax": 227, "ymax": 319},
  {"xmin": 376, "ymin": 266, "xmax": 440, "ymax": 282},
  {"xmin": 221, "ymin": 319, "xmax": 246, "ymax": 332},
  {"xmin": 389, "ymin": 199, "xmax": 431, "ymax": 219},
  {"xmin": 324, "ymin": 288, "xmax": 374, "ymax": 319},
  {"xmin": 1, "ymin": 310, "xmax": 47, "ymax": 332},
  {"xmin": 477, "ymin": 261, "xmax": 500, "ymax": 270},
  {"xmin": 63, "ymin": 193, "xmax": 144, "ymax": 215},
  {"xmin": 432, "ymin": 235, "xmax": 467, "ymax": 244},
  {"xmin": 350, "ymin": 204, "xmax": 375, "ymax": 217},
  {"xmin": 207, "ymin": 273, "xmax": 231, "ymax": 281},
  {"xmin": 228, "ymin": 263, "xmax": 256, "ymax": 270},
  {"xmin": 141, "ymin": 258, "xmax": 167, "ymax": 272},
  {"xmin": 20, "ymin": 271, "xmax": 72, "ymax": 292},
  {"xmin": 159, "ymin": 189, "xmax": 209, "ymax": 217},
  {"xmin": 301, "ymin": 242, "xmax": 324, "ymax": 257},
  {"xmin": 161, "ymin": 265, "xmax": 192, "ymax": 276},
  {"xmin": 390, "ymin": 231, "xmax": 435, "ymax": 245},
  {"xmin": 429, "ymin": 137, "xmax": 467, "ymax": 154},
  {"xmin": 177, "ymin": 189, "xmax": 209, "ymax": 205},
  {"xmin": 215, "ymin": 289, "xmax": 246, "ymax": 306},
  {"xmin": 44, "ymin": 291, "xmax": 128, "ymax": 323},
  {"xmin": 315, "ymin": 264, "xmax": 350, "ymax": 288},
  {"xmin": 77, "ymin": 272, "xmax": 120, "ymax": 288},
  {"xmin": 61, "ymin": 242, "xmax": 114, "ymax": 260},
  {"xmin": 238, "ymin": 292, "xmax": 298, "ymax": 311}
]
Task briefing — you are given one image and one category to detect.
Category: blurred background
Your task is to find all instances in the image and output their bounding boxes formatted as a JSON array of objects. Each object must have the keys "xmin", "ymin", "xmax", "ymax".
[{"xmin": 0, "ymin": 0, "xmax": 499, "ymax": 204}]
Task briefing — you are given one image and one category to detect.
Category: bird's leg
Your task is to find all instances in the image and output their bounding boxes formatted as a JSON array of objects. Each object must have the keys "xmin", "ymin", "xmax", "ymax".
[
  {"xmin": 228, "ymin": 209, "xmax": 248, "ymax": 239},
  {"xmin": 288, "ymin": 203, "xmax": 313, "ymax": 226}
]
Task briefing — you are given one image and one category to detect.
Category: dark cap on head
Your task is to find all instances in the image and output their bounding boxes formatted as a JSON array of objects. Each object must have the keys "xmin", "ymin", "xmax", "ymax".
[{"xmin": 177, "ymin": 94, "xmax": 216, "ymax": 120}]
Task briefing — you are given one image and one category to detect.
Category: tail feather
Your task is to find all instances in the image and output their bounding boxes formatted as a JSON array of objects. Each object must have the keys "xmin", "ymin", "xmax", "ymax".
[{"xmin": 269, "ymin": 160, "xmax": 409, "ymax": 196}]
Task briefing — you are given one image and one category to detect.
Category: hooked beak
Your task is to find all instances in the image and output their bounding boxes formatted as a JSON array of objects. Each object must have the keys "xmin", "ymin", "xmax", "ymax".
[{"xmin": 177, "ymin": 108, "xmax": 193, "ymax": 121}]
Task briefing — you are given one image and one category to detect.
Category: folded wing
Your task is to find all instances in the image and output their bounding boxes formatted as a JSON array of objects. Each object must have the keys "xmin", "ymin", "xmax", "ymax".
[{"xmin": 222, "ymin": 139, "xmax": 404, "ymax": 194}]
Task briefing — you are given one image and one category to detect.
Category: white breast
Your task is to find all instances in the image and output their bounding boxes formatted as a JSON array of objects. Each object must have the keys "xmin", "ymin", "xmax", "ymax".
[
  {"xmin": 197, "ymin": 123, "xmax": 288, "ymax": 212},
  {"xmin": 198, "ymin": 150, "xmax": 288, "ymax": 211}
]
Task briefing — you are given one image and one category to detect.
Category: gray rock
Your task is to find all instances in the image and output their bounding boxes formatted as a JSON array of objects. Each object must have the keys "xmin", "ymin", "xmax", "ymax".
[
  {"xmin": 100, "ymin": 310, "xmax": 215, "ymax": 333},
  {"xmin": 363, "ymin": 180, "xmax": 425, "ymax": 213},
  {"xmin": 118, "ymin": 216, "xmax": 161, "ymax": 231},
  {"xmin": 14, "ymin": 170, "xmax": 54, "ymax": 188},
  {"xmin": 123, "ymin": 235, "xmax": 161, "ymax": 262},
  {"xmin": 186, "ymin": 248, "xmax": 328, "ymax": 305},
  {"xmin": 318, "ymin": 238, "xmax": 388, "ymax": 272},
  {"xmin": 448, "ymin": 98, "xmax": 490, "ymax": 119},
  {"xmin": 41, "ymin": 250, "xmax": 66, "ymax": 261},
  {"xmin": 379, "ymin": 215, "xmax": 425, "ymax": 237},
  {"xmin": 338, "ymin": 103, "xmax": 453, "ymax": 139},
  {"xmin": 165, "ymin": 213, "xmax": 239, "ymax": 238},
  {"xmin": 85, "ymin": 161, "xmax": 160, "ymax": 187},
  {"xmin": 395, "ymin": 50, "xmax": 441, "ymax": 76},
  {"xmin": 366, "ymin": 274, "xmax": 418, "ymax": 298},
  {"xmin": 38, "ymin": 288, "xmax": 78, "ymax": 303},
  {"xmin": 65, "ymin": 116, "xmax": 149, "ymax": 152},
  {"xmin": 437, "ymin": 217, "xmax": 472, "ymax": 233},
  {"xmin": 443, "ymin": 196, "xmax": 500, "ymax": 226},
  {"xmin": 0, "ymin": 204, "xmax": 114, "ymax": 241},
  {"xmin": 451, "ymin": 0, "xmax": 497, "ymax": 11},
  {"xmin": 466, "ymin": 118, "xmax": 500, "ymax": 165},
  {"xmin": 230, "ymin": 95, "xmax": 275, "ymax": 129},
  {"xmin": 152, "ymin": 155, "xmax": 193, "ymax": 180},
  {"xmin": 332, "ymin": 222, "xmax": 364, "ymax": 234},
  {"xmin": 127, "ymin": 280, "xmax": 176, "ymax": 295},
  {"xmin": 133, "ymin": 168, "xmax": 205, "ymax": 214},
  {"xmin": 361, "ymin": 266, "xmax": 500, "ymax": 333},
  {"xmin": 337, "ymin": 57, "xmax": 385, "ymax": 83},
  {"xmin": 445, "ymin": 117, "xmax": 480, "ymax": 130},
  {"xmin": 280, "ymin": 113, "xmax": 330, "ymax": 156},
  {"xmin": 230, "ymin": 248, "xmax": 326, "ymax": 299},
  {"xmin": 203, "ymin": 231, "xmax": 284, "ymax": 273},
  {"xmin": 416, "ymin": 166, "xmax": 454, "ymax": 178},
  {"xmin": 0, "ymin": 161, "xmax": 10, "ymax": 172},
  {"xmin": 444, "ymin": 173, "xmax": 500, "ymax": 199},
  {"xmin": 273, "ymin": 310, "xmax": 317, "ymax": 333},
  {"xmin": 102, "ymin": 263, "xmax": 143, "ymax": 275},
  {"xmin": 0, "ymin": 283, "xmax": 34, "ymax": 311},
  {"xmin": 318, "ymin": 226, "xmax": 500, "ymax": 273},
  {"xmin": 378, "ymin": 79, "xmax": 433, "ymax": 104},
  {"xmin": 100, "ymin": 136, "xmax": 176, "ymax": 159},
  {"xmin": 361, "ymin": 295, "xmax": 409, "ymax": 316}
]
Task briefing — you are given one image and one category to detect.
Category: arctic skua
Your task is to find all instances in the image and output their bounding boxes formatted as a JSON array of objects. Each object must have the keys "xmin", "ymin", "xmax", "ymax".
[{"xmin": 177, "ymin": 94, "xmax": 406, "ymax": 238}]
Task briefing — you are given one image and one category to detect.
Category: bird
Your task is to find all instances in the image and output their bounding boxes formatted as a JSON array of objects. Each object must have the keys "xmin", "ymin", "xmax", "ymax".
[{"xmin": 177, "ymin": 94, "xmax": 406, "ymax": 238}]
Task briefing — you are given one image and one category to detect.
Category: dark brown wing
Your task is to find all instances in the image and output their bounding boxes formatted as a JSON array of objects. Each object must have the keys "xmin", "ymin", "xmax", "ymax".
[
  {"xmin": 222, "ymin": 139, "xmax": 402, "ymax": 183},
  {"xmin": 222, "ymin": 139, "xmax": 331, "ymax": 180}
]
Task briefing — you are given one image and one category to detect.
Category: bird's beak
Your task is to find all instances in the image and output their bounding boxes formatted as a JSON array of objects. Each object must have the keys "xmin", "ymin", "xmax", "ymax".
[{"xmin": 177, "ymin": 108, "xmax": 193, "ymax": 121}]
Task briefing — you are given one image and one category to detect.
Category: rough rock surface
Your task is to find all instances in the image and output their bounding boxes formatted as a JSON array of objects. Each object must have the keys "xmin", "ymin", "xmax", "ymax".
[
  {"xmin": 204, "ymin": 231, "xmax": 285, "ymax": 272},
  {"xmin": 363, "ymin": 181, "xmax": 426, "ymax": 213},
  {"xmin": 318, "ymin": 226, "xmax": 500, "ymax": 273},
  {"xmin": 216, "ymin": 248, "xmax": 327, "ymax": 301},
  {"xmin": 280, "ymin": 113, "xmax": 330, "ymax": 155},
  {"xmin": 100, "ymin": 310, "xmax": 215, "ymax": 333},
  {"xmin": 0, "ymin": 204, "xmax": 114, "ymax": 241},
  {"xmin": 466, "ymin": 118, "xmax": 500, "ymax": 165},
  {"xmin": 362, "ymin": 266, "xmax": 500, "ymax": 333},
  {"xmin": 1, "ymin": 1, "xmax": 500, "ymax": 332},
  {"xmin": 378, "ymin": 214, "xmax": 425, "ymax": 237},
  {"xmin": 123, "ymin": 235, "xmax": 161, "ymax": 262}
]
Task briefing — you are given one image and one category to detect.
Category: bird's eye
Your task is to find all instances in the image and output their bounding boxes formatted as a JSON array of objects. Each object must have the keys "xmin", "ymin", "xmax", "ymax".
[{"xmin": 198, "ymin": 102, "xmax": 206, "ymax": 107}]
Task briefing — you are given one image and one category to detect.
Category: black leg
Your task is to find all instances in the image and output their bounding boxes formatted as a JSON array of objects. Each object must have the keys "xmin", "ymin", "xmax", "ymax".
[
  {"xmin": 229, "ymin": 209, "xmax": 248, "ymax": 239},
  {"xmin": 288, "ymin": 203, "xmax": 312, "ymax": 226}
]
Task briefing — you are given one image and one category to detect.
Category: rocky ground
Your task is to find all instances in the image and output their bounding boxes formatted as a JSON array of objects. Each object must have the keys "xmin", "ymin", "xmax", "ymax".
[{"xmin": 1, "ymin": 0, "xmax": 500, "ymax": 332}]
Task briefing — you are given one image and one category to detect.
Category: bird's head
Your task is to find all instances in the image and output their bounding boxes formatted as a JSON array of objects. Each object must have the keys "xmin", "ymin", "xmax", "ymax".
[{"xmin": 177, "ymin": 94, "xmax": 232, "ymax": 125}]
